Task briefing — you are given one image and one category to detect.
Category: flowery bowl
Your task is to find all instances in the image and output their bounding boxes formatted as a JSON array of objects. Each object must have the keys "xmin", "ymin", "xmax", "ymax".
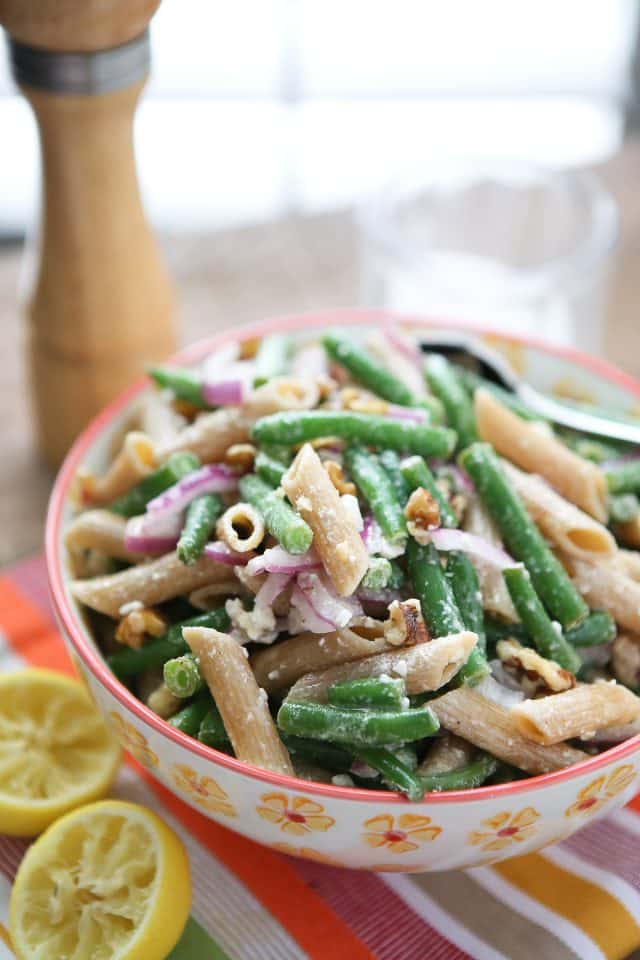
[{"xmin": 46, "ymin": 309, "xmax": 640, "ymax": 872}]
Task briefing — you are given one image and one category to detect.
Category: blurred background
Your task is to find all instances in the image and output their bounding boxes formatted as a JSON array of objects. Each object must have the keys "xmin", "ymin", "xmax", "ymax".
[{"xmin": 2, "ymin": 0, "xmax": 640, "ymax": 562}]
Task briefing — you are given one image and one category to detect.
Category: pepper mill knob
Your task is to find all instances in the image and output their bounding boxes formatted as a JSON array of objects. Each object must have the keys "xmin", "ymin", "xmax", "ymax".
[{"xmin": 0, "ymin": 1, "xmax": 177, "ymax": 466}]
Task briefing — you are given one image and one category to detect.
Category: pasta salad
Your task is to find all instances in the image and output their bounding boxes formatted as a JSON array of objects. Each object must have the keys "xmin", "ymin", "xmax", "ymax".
[{"xmin": 66, "ymin": 325, "xmax": 640, "ymax": 800}]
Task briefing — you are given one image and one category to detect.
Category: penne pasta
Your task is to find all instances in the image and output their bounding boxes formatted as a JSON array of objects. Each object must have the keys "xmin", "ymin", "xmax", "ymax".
[
  {"xmin": 251, "ymin": 624, "xmax": 389, "ymax": 693},
  {"xmin": 569, "ymin": 556, "xmax": 640, "ymax": 634},
  {"xmin": 146, "ymin": 682, "xmax": 182, "ymax": 719},
  {"xmin": 287, "ymin": 631, "xmax": 478, "ymax": 703},
  {"xmin": 430, "ymin": 688, "xmax": 588, "ymax": 774},
  {"xmin": 70, "ymin": 552, "xmax": 232, "ymax": 618},
  {"xmin": 617, "ymin": 548, "xmax": 640, "ymax": 582},
  {"xmin": 501, "ymin": 460, "xmax": 616, "ymax": 560},
  {"xmin": 216, "ymin": 502, "xmax": 265, "ymax": 553},
  {"xmin": 610, "ymin": 632, "xmax": 640, "ymax": 689},
  {"xmin": 282, "ymin": 443, "xmax": 369, "ymax": 596},
  {"xmin": 417, "ymin": 732, "xmax": 474, "ymax": 776},
  {"xmin": 156, "ymin": 407, "xmax": 252, "ymax": 464},
  {"xmin": 475, "ymin": 389, "xmax": 608, "ymax": 521},
  {"xmin": 243, "ymin": 377, "xmax": 320, "ymax": 418},
  {"xmin": 463, "ymin": 495, "xmax": 518, "ymax": 621},
  {"xmin": 64, "ymin": 509, "xmax": 139, "ymax": 562},
  {"xmin": 184, "ymin": 627, "xmax": 294, "ymax": 776},
  {"xmin": 511, "ymin": 682, "xmax": 640, "ymax": 745},
  {"xmin": 76, "ymin": 431, "xmax": 155, "ymax": 505},
  {"xmin": 138, "ymin": 390, "xmax": 186, "ymax": 445}
]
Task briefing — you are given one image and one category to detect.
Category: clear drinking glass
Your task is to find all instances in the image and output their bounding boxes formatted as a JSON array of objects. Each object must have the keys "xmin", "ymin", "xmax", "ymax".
[{"xmin": 359, "ymin": 160, "xmax": 618, "ymax": 351}]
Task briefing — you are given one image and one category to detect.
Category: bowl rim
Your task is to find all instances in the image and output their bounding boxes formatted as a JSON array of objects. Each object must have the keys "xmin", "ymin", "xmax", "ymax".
[{"xmin": 46, "ymin": 307, "xmax": 640, "ymax": 805}]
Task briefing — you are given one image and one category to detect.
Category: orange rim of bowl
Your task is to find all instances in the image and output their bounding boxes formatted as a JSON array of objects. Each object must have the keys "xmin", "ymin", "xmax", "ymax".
[{"xmin": 46, "ymin": 308, "xmax": 640, "ymax": 805}]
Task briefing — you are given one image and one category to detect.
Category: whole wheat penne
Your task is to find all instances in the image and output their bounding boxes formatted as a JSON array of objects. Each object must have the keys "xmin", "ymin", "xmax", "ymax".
[
  {"xmin": 243, "ymin": 377, "xmax": 320, "ymax": 418},
  {"xmin": 430, "ymin": 688, "xmax": 588, "ymax": 774},
  {"xmin": 614, "ymin": 515, "xmax": 640, "ymax": 548},
  {"xmin": 139, "ymin": 390, "xmax": 186, "ymax": 445},
  {"xmin": 611, "ymin": 632, "xmax": 640, "ymax": 688},
  {"xmin": 511, "ymin": 682, "xmax": 640, "ymax": 745},
  {"xmin": 251, "ymin": 624, "xmax": 389, "ymax": 693},
  {"xmin": 570, "ymin": 557, "xmax": 640, "ymax": 634},
  {"xmin": 64, "ymin": 509, "xmax": 139, "ymax": 562},
  {"xmin": 70, "ymin": 552, "xmax": 232, "ymax": 618},
  {"xmin": 417, "ymin": 732, "xmax": 474, "ymax": 776},
  {"xmin": 287, "ymin": 631, "xmax": 478, "ymax": 703},
  {"xmin": 77, "ymin": 431, "xmax": 155, "ymax": 505},
  {"xmin": 156, "ymin": 407, "xmax": 252, "ymax": 463},
  {"xmin": 147, "ymin": 682, "xmax": 182, "ymax": 719},
  {"xmin": 475, "ymin": 389, "xmax": 607, "ymax": 521},
  {"xmin": 617, "ymin": 549, "xmax": 640, "ymax": 582},
  {"xmin": 184, "ymin": 627, "xmax": 293, "ymax": 776},
  {"xmin": 502, "ymin": 460, "xmax": 616, "ymax": 560},
  {"xmin": 216, "ymin": 502, "xmax": 265, "ymax": 552},
  {"xmin": 463, "ymin": 496, "xmax": 518, "ymax": 621},
  {"xmin": 282, "ymin": 443, "xmax": 369, "ymax": 596}
]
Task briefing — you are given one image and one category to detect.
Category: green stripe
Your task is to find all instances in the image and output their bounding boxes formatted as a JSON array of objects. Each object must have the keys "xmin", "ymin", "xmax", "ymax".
[{"xmin": 168, "ymin": 916, "xmax": 232, "ymax": 960}]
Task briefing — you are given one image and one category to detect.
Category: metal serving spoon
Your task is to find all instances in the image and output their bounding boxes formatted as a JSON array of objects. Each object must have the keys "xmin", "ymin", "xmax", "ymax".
[{"xmin": 418, "ymin": 333, "xmax": 640, "ymax": 445}]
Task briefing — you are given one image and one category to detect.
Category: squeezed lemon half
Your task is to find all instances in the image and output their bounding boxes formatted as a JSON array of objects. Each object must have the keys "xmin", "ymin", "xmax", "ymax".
[
  {"xmin": 0, "ymin": 669, "xmax": 121, "ymax": 836},
  {"xmin": 10, "ymin": 799, "xmax": 191, "ymax": 960}
]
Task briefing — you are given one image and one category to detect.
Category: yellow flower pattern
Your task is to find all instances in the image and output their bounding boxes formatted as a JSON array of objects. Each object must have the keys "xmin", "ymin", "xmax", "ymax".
[
  {"xmin": 171, "ymin": 764, "xmax": 237, "ymax": 817},
  {"xmin": 362, "ymin": 813, "xmax": 441, "ymax": 854},
  {"xmin": 257, "ymin": 793, "xmax": 335, "ymax": 836},
  {"xmin": 565, "ymin": 765, "xmax": 636, "ymax": 819},
  {"xmin": 109, "ymin": 712, "xmax": 158, "ymax": 768},
  {"xmin": 468, "ymin": 806, "xmax": 540, "ymax": 853}
]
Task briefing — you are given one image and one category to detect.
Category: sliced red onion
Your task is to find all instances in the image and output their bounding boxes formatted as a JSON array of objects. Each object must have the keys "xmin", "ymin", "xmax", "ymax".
[
  {"xmin": 246, "ymin": 545, "xmax": 321, "ymax": 577},
  {"xmin": 386, "ymin": 404, "xmax": 428, "ymax": 424},
  {"xmin": 124, "ymin": 514, "xmax": 181, "ymax": 554},
  {"xmin": 255, "ymin": 572, "xmax": 292, "ymax": 608},
  {"xmin": 429, "ymin": 529, "xmax": 514, "ymax": 569},
  {"xmin": 350, "ymin": 759, "xmax": 380, "ymax": 779},
  {"xmin": 202, "ymin": 379, "xmax": 245, "ymax": 406},
  {"xmin": 203, "ymin": 540, "xmax": 250, "ymax": 566},
  {"xmin": 289, "ymin": 584, "xmax": 336, "ymax": 633},
  {"xmin": 489, "ymin": 658, "xmax": 527, "ymax": 693},
  {"xmin": 475, "ymin": 674, "xmax": 525, "ymax": 707},
  {"xmin": 297, "ymin": 572, "xmax": 361, "ymax": 629},
  {"xmin": 146, "ymin": 463, "xmax": 238, "ymax": 516},
  {"xmin": 577, "ymin": 643, "xmax": 613, "ymax": 668},
  {"xmin": 361, "ymin": 515, "xmax": 405, "ymax": 559},
  {"xmin": 382, "ymin": 322, "xmax": 422, "ymax": 367},
  {"xmin": 355, "ymin": 587, "xmax": 401, "ymax": 607}
]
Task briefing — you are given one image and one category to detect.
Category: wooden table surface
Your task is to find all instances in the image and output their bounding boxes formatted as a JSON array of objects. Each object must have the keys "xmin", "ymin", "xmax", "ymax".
[{"xmin": 1, "ymin": 141, "xmax": 639, "ymax": 568}]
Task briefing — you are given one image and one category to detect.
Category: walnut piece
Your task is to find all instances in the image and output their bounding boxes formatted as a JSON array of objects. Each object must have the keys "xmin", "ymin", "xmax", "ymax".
[
  {"xmin": 611, "ymin": 632, "xmax": 640, "ymax": 689},
  {"xmin": 115, "ymin": 607, "xmax": 167, "ymax": 650},
  {"xmin": 224, "ymin": 443, "xmax": 256, "ymax": 473},
  {"xmin": 496, "ymin": 638, "xmax": 576, "ymax": 696},
  {"xmin": 324, "ymin": 459, "xmax": 357, "ymax": 496},
  {"xmin": 404, "ymin": 487, "xmax": 441, "ymax": 544},
  {"xmin": 384, "ymin": 599, "xmax": 430, "ymax": 647},
  {"xmin": 340, "ymin": 386, "xmax": 389, "ymax": 416}
]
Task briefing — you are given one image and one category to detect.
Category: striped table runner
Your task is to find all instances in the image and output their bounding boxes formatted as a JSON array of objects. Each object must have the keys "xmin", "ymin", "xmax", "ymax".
[{"xmin": 1, "ymin": 554, "xmax": 640, "ymax": 960}]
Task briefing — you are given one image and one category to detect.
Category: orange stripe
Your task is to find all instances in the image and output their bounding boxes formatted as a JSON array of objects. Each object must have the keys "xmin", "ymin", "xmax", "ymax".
[
  {"xmin": 138, "ymin": 764, "xmax": 375, "ymax": 960},
  {"xmin": 626, "ymin": 793, "xmax": 640, "ymax": 816},
  {"xmin": 0, "ymin": 579, "xmax": 72, "ymax": 674}
]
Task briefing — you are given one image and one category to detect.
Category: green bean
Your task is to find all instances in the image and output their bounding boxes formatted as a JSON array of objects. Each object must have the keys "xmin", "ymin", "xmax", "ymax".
[
  {"xmin": 401, "ymin": 454, "xmax": 458, "ymax": 529},
  {"xmin": 107, "ymin": 608, "xmax": 230, "ymax": 678},
  {"xmin": 281, "ymin": 735, "xmax": 354, "ymax": 773},
  {"xmin": 446, "ymin": 551, "xmax": 489, "ymax": 685},
  {"xmin": 503, "ymin": 566, "xmax": 582, "ymax": 673},
  {"xmin": 163, "ymin": 653, "xmax": 204, "ymax": 698},
  {"xmin": 344, "ymin": 445, "xmax": 407, "ymax": 544},
  {"xmin": 239, "ymin": 473, "xmax": 313, "ymax": 554},
  {"xmin": 407, "ymin": 539, "xmax": 464, "ymax": 638},
  {"xmin": 454, "ymin": 366, "xmax": 541, "ymax": 421},
  {"xmin": 361, "ymin": 557, "xmax": 393, "ymax": 590},
  {"xmin": 608, "ymin": 493, "xmax": 639, "ymax": 525},
  {"xmin": 168, "ymin": 694, "xmax": 212, "ymax": 736},
  {"xmin": 565, "ymin": 610, "xmax": 617, "ymax": 648},
  {"xmin": 177, "ymin": 493, "xmax": 223, "ymax": 565},
  {"xmin": 327, "ymin": 676, "xmax": 406, "ymax": 710},
  {"xmin": 556, "ymin": 429, "xmax": 629, "ymax": 464},
  {"xmin": 420, "ymin": 753, "xmax": 498, "ymax": 792},
  {"xmin": 252, "ymin": 411, "xmax": 456, "ymax": 459},
  {"xmin": 425, "ymin": 354, "xmax": 478, "ymax": 449},
  {"xmin": 149, "ymin": 366, "xmax": 207, "ymax": 408},
  {"xmin": 460, "ymin": 443, "xmax": 588, "ymax": 629},
  {"xmin": 277, "ymin": 700, "xmax": 439, "ymax": 746},
  {"xmin": 378, "ymin": 449, "xmax": 410, "ymax": 505},
  {"xmin": 395, "ymin": 744, "xmax": 418, "ymax": 770},
  {"xmin": 605, "ymin": 461, "xmax": 640, "ymax": 495},
  {"xmin": 353, "ymin": 747, "xmax": 424, "ymax": 801},
  {"xmin": 254, "ymin": 333, "xmax": 292, "ymax": 385},
  {"xmin": 416, "ymin": 395, "xmax": 446, "ymax": 425},
  {"xmin": 109, "ymin": 452, "xmax": 200, "ymax": 517},
  {"xmin": 255, "ymin": 449, "xmax": 289, "ymax": 486},
  {"xmin": 197, "ymin": 704, "xmax": 231, "ymax": 748},
  {"xmin": 322, "ymin": 332, "xmax": 415, "ymax": 406},
  {"xmin": 484, "ymin": 617, "xmax": 528, "ymax": 648}
]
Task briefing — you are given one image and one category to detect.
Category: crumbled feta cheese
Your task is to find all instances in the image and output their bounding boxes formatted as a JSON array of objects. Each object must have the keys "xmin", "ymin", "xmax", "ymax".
[{"xmin": 331, "ymin": 774, "xmax": 355, "ymax": 787}]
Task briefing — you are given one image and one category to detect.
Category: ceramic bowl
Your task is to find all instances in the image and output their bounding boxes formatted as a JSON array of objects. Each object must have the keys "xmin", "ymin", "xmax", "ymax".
[{"xmin": 46, "ymin": 309, "xmax": 640, "ymax": 872}]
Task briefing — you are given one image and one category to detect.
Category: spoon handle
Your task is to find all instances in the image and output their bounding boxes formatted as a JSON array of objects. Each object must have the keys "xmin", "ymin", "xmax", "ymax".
[{"xmin": 516, "ymin": 383, "xmax": 640, "ymax": 445}]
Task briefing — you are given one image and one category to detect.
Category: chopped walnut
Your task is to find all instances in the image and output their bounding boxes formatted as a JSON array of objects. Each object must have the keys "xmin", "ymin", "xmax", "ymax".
[
  {"xmin": 404, "ymin": 487, "xmax": 441, "ymax": 544},
  {"xmin": 238, "ymin": 336, "xmax": 260, "ymax": 359},
  {"xmin": 115, "ymin": 608, "xmax": 167, "ymax": 649},
  {"xmin": 324, "ymin": 459, "xmax": 356, "ymax": 495},
  {"xmin": 496, "ymin": 638, "xmax": 576, "ymax": 696},
  {"xmin": 172, "ymin": 399, "xmax": 201, "ymax": 420},
  {"xmin": 384, "ymin": 599, "xmax": 430, "ymax": 647},
  {"xmin": 224, "ymin": 443, "xmax": 256, "ymax": 473},
  {"xmin": 340, "ymin": 386, "xmax": 389, "ymax": 416},
  {"xmin": 611, "ymin": 632, "xmax": 640, "ymax": 689}
]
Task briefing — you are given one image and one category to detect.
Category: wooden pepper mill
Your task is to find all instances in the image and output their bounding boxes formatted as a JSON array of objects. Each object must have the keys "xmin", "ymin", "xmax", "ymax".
[{"xmin": 0, "ymin": 2, "xmax": 177, "ymax": 466}]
